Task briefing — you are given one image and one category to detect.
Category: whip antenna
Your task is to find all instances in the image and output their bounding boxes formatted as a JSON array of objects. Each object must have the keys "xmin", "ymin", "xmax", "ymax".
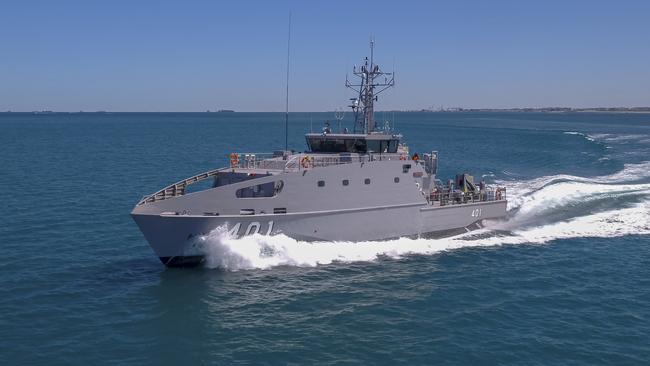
[{"xmin": 284, "ymin": 12, "xmax": 291, "ymax": 153}]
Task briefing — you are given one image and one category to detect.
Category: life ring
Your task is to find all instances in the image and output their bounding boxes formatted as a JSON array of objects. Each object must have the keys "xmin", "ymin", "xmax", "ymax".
[
  {"xmin": 230, "ymin": 153, "xmax": 239, "ymax": 168},
  {"xmin": 301, "ymin": 156, "xmax": 311, "ymax": 169},
  {"xmin": 399, "ymin": 155, "xmax": 407, "ymax": 160},
  {"xmin": 412, "ymin": 153, "xmax": 419, "ymax": 161}
]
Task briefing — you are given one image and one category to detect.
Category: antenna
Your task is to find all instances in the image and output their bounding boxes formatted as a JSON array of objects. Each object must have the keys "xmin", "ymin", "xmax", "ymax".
[
  {"xmin": 345, "ymin": 39, "xmax": 395, "ymax": 134},
  {"xmin": 334, "ymin": 107, "xmax": 345, "ymax": 133},
  {"xmin": 284, "ymin": 12, "xmax": 291, "ymax": 153}
]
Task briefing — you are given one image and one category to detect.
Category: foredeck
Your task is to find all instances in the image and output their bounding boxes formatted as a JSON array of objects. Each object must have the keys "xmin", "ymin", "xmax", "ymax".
[{"xmin": 135, "ymin": 151, "xmax": 508, "ymax": 209}]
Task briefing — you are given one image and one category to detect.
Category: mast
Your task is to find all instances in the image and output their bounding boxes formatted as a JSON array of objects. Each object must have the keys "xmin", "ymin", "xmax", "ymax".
[{"xmin": 345, "ymin": 39, "xmax": 395, "ymax": 134}]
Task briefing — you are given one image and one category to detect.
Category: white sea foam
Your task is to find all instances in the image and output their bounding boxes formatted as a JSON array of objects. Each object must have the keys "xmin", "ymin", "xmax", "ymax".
[
  {"xmin": 564, "ymin": 131, "xmax": 596, "ymax": 142},
  {"xmin": 600, "ymin": 134, "xmax": 648, "ymax": 142},
  {"xmin": 199, "ymin": 162, "xmax": 650, "ymax": 271},
  {"xmin": 584, "ymin": 133, "xmax": 650, "ymax": 145},
  {"xmin": 501, "ymin": 161, "xmax": 650, "ymax": 195}
]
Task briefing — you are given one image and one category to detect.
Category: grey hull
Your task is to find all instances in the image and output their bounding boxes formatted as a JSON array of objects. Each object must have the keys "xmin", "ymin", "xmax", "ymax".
[{"xmin": 132, "ymin": 200, "xmax": 506, "ymax": 267}]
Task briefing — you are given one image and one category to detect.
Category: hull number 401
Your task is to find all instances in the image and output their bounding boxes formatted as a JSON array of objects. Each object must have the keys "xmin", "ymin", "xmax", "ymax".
[{"xmin": 228, "ymin": 221, "xmax": 274, "ymax": 237}]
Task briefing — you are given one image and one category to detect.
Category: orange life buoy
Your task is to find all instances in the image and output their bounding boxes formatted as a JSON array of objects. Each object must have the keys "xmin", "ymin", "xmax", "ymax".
[
  {"xmin": 412, "ymin": 153, "xmax": 419, "ymax": 161},
  {"xmin": 399, "ymin": 155, "xmax": 406, "ymax": 160},
  {"xmin": 301, "ymin": 156, "xmax": 311, "ymax": 169},
  {"xmin": 230, "ymin": 153, "xmax": 239, "ymax": 168}
]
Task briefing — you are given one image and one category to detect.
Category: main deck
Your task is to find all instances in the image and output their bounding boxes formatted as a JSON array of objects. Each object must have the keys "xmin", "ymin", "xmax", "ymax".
[
  {"xmin": 136, "ymin": 151, "xmax": 410, "ymax": 205},
  {"xmin": 136, "ymin": 151, "xmax": 506, "ymax": 209}
]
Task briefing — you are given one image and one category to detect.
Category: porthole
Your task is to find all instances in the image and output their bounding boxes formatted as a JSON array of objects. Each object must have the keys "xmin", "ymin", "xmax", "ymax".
[
  {"xmin": 364, "ymin": 178, "xmax": 371, "ymax": 185},
  {"xmin": 342, "ymin": 179, "xmax": 349, "ymax": 186},
  {"xmin": 318, "ymin": 180, "xmax": 325, "ymax": 187},
  {"xmin": 394, "ymin": 177, "xmax": 400, "ymax": 183}
]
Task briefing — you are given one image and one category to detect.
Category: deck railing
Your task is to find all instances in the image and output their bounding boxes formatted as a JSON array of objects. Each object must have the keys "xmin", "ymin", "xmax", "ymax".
[
  {"xmin": 137, "ymin": 167, "xmax": 228, "ymax": 206},
  {"xmin": 137, "ymin": 152, "xmax": 427, "ymax": 205},
  {"xmin": 428, "ymin": 187, "xmax": 507, "ymax": 206},
  {"xmin": 233, "ymin": 152, "xmax": 411, "ymax": 172}
]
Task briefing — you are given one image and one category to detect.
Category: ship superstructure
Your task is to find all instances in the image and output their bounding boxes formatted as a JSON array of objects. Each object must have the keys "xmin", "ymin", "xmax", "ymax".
[{"xmin": 131, "ymin": 42, "xmax": 507, "ymax": 267}]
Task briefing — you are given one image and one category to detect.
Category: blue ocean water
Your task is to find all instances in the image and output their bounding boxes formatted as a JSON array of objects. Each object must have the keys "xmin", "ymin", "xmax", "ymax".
[{"xmin": 1, "ymin": 112, "xmax": 649, "ymax": 365}]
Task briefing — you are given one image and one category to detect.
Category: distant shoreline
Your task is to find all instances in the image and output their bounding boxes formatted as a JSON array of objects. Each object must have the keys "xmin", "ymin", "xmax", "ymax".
[
  {"xmin": 2, "ymin": 108, "xmax": 650, "ymax": 114},
  {"xmin": 414, "ymin": 107, "xmax": 650, "ymax": 113}
]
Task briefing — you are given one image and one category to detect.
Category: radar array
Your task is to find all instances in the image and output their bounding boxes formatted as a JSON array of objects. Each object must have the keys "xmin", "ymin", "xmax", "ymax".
[{"xmin": 345, "ymin": 39, "xmax": 395, "ymax": 134}]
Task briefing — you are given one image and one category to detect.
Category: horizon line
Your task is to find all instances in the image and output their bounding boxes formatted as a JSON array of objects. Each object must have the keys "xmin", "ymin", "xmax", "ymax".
[{"xmin": 3, "ymin": 106, "xmax": 650, "ymax": 114}]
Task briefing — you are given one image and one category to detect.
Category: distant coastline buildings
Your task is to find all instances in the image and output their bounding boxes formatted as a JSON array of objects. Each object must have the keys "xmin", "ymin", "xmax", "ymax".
[
  {"xmin": 415, "ymin": 106, "xmax": 650, "ymax": 113},
  {"xmin": 1, "ymin": 107, "xmax": 648, "ymax": 114}
]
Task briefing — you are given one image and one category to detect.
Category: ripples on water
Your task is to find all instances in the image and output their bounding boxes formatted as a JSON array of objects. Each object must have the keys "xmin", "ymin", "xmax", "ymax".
[{"xmin": 1, "ymin": 112, "xmax": 649, "ymax": 365}]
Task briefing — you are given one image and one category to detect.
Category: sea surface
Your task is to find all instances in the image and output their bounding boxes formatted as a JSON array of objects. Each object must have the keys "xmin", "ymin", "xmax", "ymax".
[{"xmin": 1, "ymin": 111, "xmax": 649, "ymax": 365}]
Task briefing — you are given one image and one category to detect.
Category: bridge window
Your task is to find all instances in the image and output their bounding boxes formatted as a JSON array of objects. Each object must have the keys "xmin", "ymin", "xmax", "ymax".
[
  {"xmin": 236, "ymin": 180, "xmax": 284, "ymax": 198},
  {"xmin": 306, "ymin": 136, "xmax": 400, "ymax": 154},
  {"xmin": 365, "ymin": 139, "xmax": 399, "ymax": 153},
  {"xmin": 388, "ymin": 140, "xmax": 399, "ymax": 153},
  {"xmin": 307, "ymin": 137, "xmax": 368, "ymax": 153}
]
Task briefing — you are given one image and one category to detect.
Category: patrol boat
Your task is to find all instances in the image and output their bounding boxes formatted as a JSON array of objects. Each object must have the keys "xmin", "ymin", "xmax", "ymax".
[{"xmin": 131, "ymin": 43, "xmax": 508, "ymax": 267}]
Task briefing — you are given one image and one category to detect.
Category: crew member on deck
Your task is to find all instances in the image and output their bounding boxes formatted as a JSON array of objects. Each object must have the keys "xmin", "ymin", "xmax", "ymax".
[{"xmin": 323, "ymin": 121, "xmax": 332, "ymax": 134}]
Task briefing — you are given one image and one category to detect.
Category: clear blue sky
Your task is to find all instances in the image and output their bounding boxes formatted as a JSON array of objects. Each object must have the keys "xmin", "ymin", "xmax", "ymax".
[{"xmin": 1, "ymin": 0, "xmax": 649, "ymax": 112}]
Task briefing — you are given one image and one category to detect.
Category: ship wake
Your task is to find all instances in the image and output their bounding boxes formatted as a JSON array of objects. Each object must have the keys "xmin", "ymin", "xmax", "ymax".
[{"xmin": 199, "ymin": 161, "xmax": 650, "ymax": 271}]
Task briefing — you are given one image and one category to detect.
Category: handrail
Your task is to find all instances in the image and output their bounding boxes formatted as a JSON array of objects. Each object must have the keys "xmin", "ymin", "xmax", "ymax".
[
  {"xmin": 231, "ymin": 152, "xmax": 412, "ymax": 172},
  {"xmin": 137, "ymin": 167, "xmax": 229, "ymax": 205},
  {"xmin": 138, "ymin": 152, "xmax": 427, "ymax": 206},
  {"xmin": 428, "ymin": 187, "xmax": 507, "ymax": 206}
]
